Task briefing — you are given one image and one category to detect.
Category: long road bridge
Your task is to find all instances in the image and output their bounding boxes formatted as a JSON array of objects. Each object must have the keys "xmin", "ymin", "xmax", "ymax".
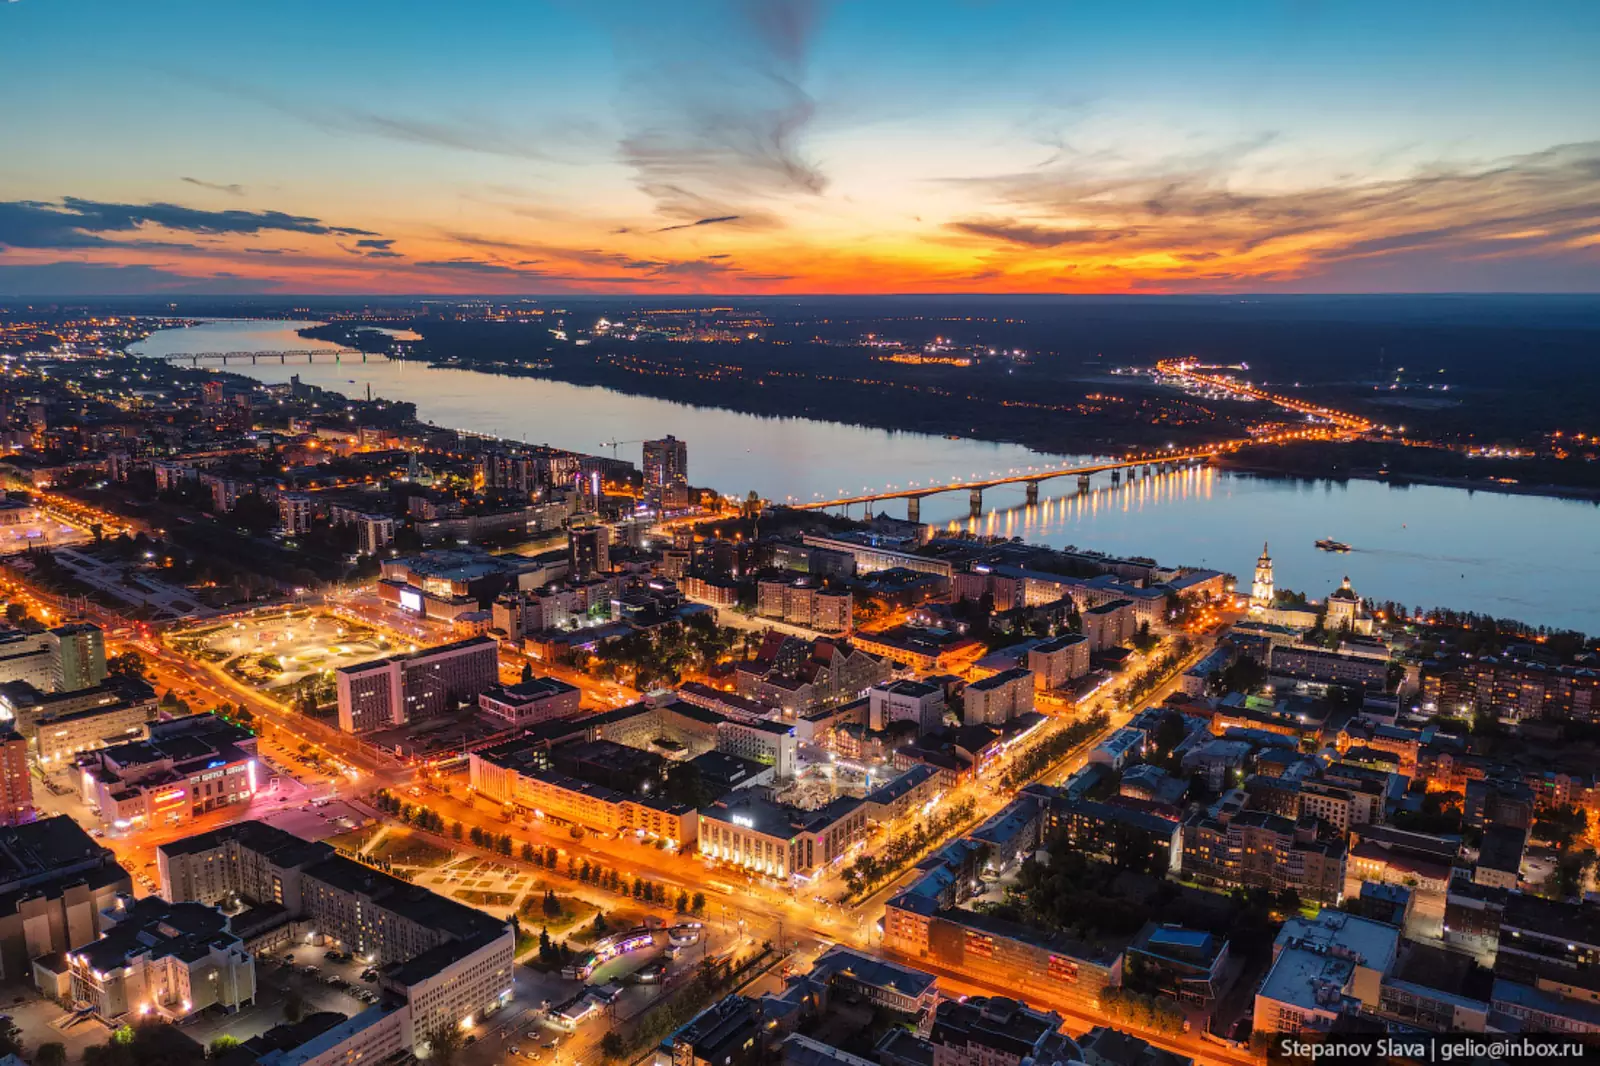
[
  {"xmin": 141, "ymin": 348, "xmax": 384, "ymax": 365},
  {"xmin": 1156, "ymin": 358, "xmax": 1374, "ymax": 433},
  {"xmin": 790, "ymin": 360, "xmax": 1379, "ymax": 522},
  {"xmin": 789, "ymin": 449, "xmax": 1222, "ymax": 521}
]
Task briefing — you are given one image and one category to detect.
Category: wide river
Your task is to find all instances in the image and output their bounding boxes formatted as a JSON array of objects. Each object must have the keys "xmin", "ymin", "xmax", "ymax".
[{"xmin": 131, "ymin": 320, "xmax": 1600, "ymax": 633}]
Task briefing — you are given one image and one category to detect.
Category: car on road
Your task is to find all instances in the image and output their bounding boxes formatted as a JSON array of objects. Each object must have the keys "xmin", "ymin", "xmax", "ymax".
[{"xmin": 509, "ymin": 1049, "xmax": 519, "ymax": 1057}]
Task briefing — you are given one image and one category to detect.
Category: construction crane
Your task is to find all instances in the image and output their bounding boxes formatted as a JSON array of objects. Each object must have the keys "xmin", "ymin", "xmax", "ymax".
[{"xmin": 599, "ymin": 438, "xmax": 643, "ymax": 459}]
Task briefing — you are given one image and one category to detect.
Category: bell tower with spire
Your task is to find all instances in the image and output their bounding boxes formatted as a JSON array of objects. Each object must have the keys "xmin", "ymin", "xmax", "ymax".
[{"xmin": 1250, "ymin": 541, "xmax": 1274, "ymax": 611}]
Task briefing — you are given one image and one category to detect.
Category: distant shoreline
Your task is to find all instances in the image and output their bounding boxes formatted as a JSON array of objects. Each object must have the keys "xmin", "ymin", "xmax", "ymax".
[{"xmin": 1215, "ymin": 458, "xmax": 1600, "ymax": 505}]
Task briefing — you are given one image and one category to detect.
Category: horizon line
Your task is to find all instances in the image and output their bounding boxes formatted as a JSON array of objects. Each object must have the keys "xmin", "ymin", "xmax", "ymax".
[{"xmin": 6, "ymin": 291, "xmax": 1600, "ymax": 302}]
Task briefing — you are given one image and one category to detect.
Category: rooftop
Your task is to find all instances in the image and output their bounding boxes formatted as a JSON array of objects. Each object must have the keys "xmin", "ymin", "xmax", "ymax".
[
  {"xmin": 335, "ymin": 634, "xmax": 496, "ymax": 677},
  {"xmin": 481, "ymin": 676, "xmax": 579, "ymax": 703},
  {"xmin": 74, "ymin": 895, "xmax": 239, "ymax": 974},
  {"xmin": 875, "ymin": 679, "xmax": 941, "ymax": 698},
  {"xmin": 967, "ymin": 667, "xmax": 1033, "ymax": 692},
  {"xmin": 930, "ymin": 996, "xmax": 1065, "ymax": 1061},
  {"xmin": 0, "ymin": 814, "xmax": 117, "ymax": 895},
  {"xmin": 810, "ymin": 946, "xmax": 937, "ymax": 1002},
  {"xmin": 699, "ymin": 793, "xmax": 862, "ymax": 841},
  {"xmin": 864, "ymin": 764, "xmax": 938, "ymax": 808},
  {"xmin": 1277, "ymin": 909, "xmax": 1401, "ymax": 972}
]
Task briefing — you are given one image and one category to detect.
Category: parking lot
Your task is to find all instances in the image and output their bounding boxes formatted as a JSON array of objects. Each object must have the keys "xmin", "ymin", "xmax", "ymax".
[{"xmin": 179, "ymin": 941, "xmax": 382, "ymax": 1050}]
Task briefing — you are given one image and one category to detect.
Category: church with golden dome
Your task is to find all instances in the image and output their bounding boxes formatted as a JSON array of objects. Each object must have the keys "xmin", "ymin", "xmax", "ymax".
[{"xmin": 1326, "ymin": 575, "xmax": 1375, "ymax": 635}]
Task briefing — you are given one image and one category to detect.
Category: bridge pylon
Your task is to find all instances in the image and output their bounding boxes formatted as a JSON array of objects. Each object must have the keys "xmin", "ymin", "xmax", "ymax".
[
  {"xmin": 969, "ymin": 489, "xmax": 983, "ymax": 519},
  {"xmin": 1078, "ymin": 474, "xmax": 1091, "ymax": 492},
  {"xmin": 1025, "ymin": 481, "xmax": 1040, "ymax": 506},
  {"xmin": 1110, "ymin": 468, "xmax": 1121, "ymax": 484},
  {"xmin": 907, "ymin": 496, "xmax": 922, "ymax": 524}
]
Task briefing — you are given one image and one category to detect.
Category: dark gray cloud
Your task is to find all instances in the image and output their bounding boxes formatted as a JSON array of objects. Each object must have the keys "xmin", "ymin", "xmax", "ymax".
[
  {"xmin": 348, "ymin": 238, "xmax": 401, "ymax": 259},
  {"xmin": 654, "ymin": 215, "xmax": 741, "ymax": 233},
  {"xmin": 410, "ymin": 257, "xmax": 655, "ymax": 287},
  {"xmin": 602, "ymin": 0, "xmax": 828, "ymax": 221},
  {"xmin": 414, "ymin": 259, "xmax": 542, "ymax": 276},
  {"xmin": 442, "ymin": 231, "xmax": 666, "ymax": 272},
  {"xmin": 180, "ymin": 177, "xmax": 246, "ymax": 196},
  {"xmin": 0, "ymin": 197, "xmax": 377, "ymax": 250},
  {"xmin": 636, "ymin": 256, "xmax": 792, "ymax": 284},
  {"xmin": 946, "ymin": 220, "xmax": 1136, "ymax": 248}
]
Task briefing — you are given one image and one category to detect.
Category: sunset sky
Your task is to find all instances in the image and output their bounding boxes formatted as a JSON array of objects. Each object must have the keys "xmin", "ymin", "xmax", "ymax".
[{"xmin": 2, "ymin": 0, "xmax": 1599, "ymax": 295}]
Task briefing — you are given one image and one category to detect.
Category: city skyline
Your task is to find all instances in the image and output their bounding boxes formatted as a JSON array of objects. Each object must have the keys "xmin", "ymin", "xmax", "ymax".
[{"xmin": 3, "ymin": 0, "xmax": 1600, "ymax": 295}]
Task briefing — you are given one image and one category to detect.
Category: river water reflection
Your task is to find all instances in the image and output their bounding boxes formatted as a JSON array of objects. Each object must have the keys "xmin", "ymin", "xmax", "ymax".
[{"xmin": 131, "ymin": 320, "xmax": 1600, "ymax": 632}]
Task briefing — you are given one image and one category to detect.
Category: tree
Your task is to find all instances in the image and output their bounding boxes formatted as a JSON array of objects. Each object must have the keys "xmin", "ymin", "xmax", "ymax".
[
  {"xmin": 452, "ymin": 821, "xmax": 464, "ymax": 841},
  {"xmin": 209, "ymin": 1036, "xmax": 241, "ymax": 1056},
  {"xmin": 543, "ymin": 889, "xmax": 561, "ymax": 918},
  {"xmin": 107, "ymin": 651, "xmax": 148, "ymax": 679},
  {"xmin": 426, "ymin": 1024, "xmax": 464, "ymax": 1066},
  {"xmin": 283, "ymin": 989, "xmax": 307, "ymax": 1023},
  {"xmin": 85, "ymin": 1022, "xmax": 205, "ymax": 1066},
  {"xmin": 691, "ymin": 892, "xmax": 705, "ymax": 914},
  {"xmin": 521, "ymin": 841, "xmax": 535, "ymax": 861},
  {"xmin": 600, "ymin": 1031, "xmax": 626, "ymax": 1061},
  {"xmin": 521, "ymin": 662, "xmax": 534, "ymax": 684},
  {"xmin": 36, "ymin": 1043, "xmax": 67, "ymax": 1066}
]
